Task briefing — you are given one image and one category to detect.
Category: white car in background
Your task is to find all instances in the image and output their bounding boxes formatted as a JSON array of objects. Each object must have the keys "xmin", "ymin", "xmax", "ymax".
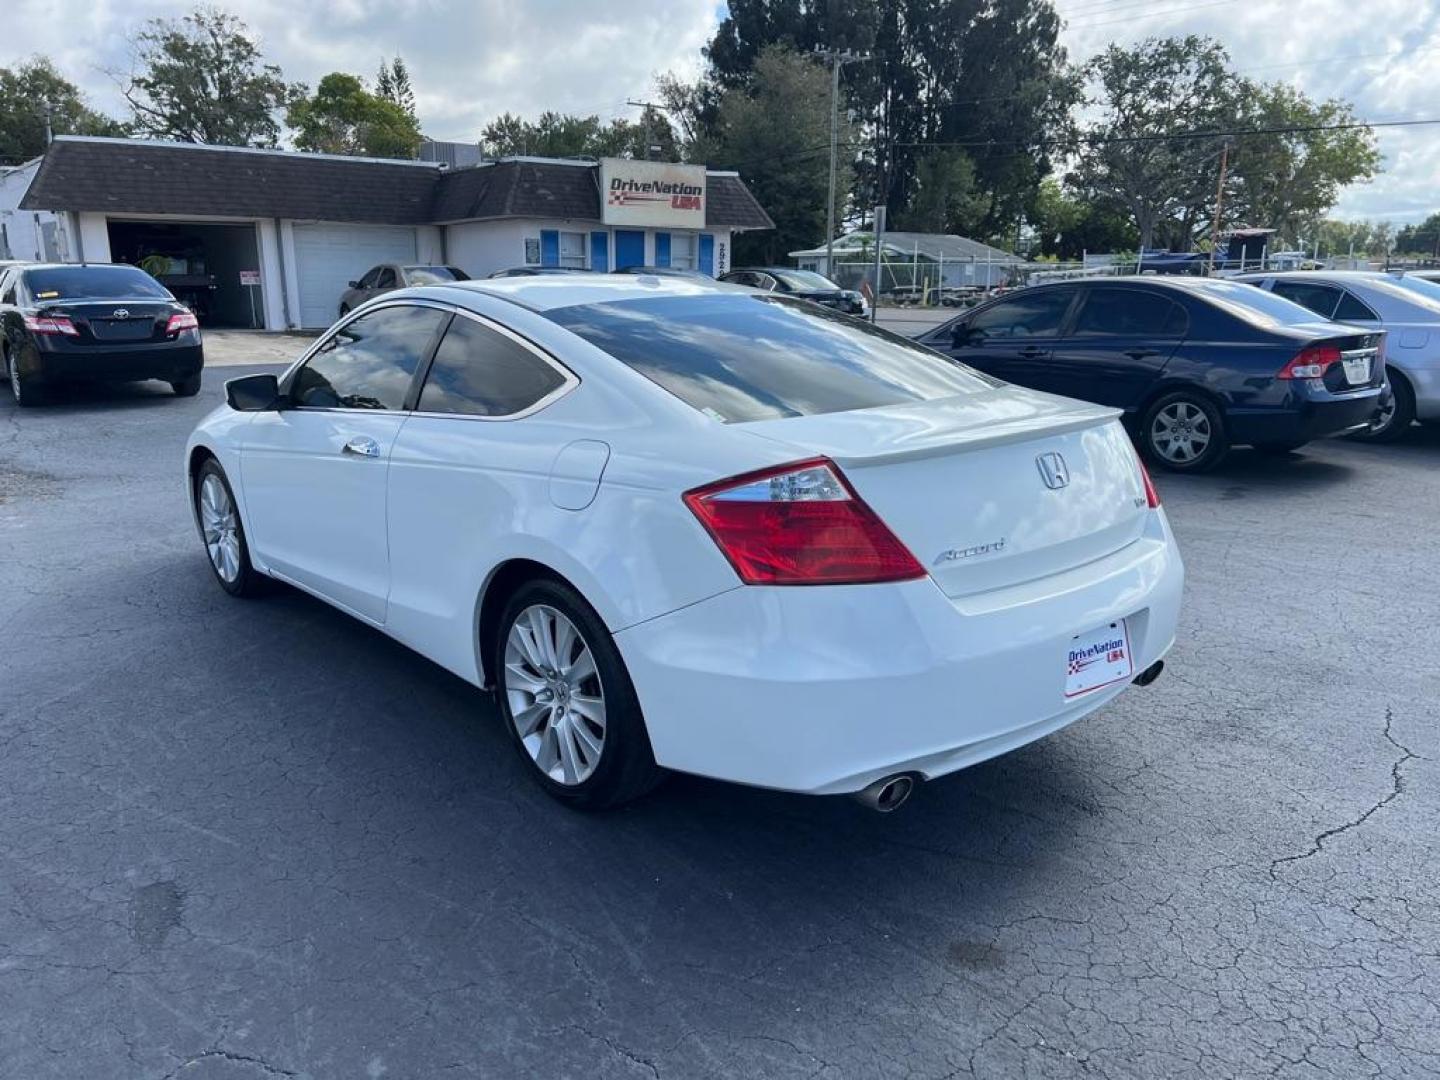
[
  {"xmin": 185, "ymin": 276, "xmax": 1183, "ymax": 811},
  {"xmin": 1235, "ymin": 271, "xmax": 1440, "ymax": 440}
]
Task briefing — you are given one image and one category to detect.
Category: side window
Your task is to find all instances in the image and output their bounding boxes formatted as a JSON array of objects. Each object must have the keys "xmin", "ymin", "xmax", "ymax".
[
  {"xmin": 754, "ymin": 274, "xmax": 778, "ymax": 291},
  {"xmin": 417, "ymin": 315, "xmax": 568, "ymax": 417},
  {"xmin": 0, "ymin": 273, "xmax": 14, "ymax": 306},
  {"xmin": 1334, "ymin": 291, "xmax": 1378, "ymax": 321},
  {"xmin": 969, "ymin": 290, "xmax": 1073, "ymax": 339},
  {"xmin": 358, "ymin": 267, "xmax": 382, "ymax": 289},
  {"xmin": 1271, "ymin": 281, "xmax": 1343, "ymax": 319},
  {"xmin": 375, "ymin": 267, "xmax": 398, "ymax": 289},
  {"xmin": 1073, "ymin": 289, "xmax": 1187, "ymax": 338},
  {"xmin": 291, "ymin": 305, "xmax": 448, "ymax": 410}
]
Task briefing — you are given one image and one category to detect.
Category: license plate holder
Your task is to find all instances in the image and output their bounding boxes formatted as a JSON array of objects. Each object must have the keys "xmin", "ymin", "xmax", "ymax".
[
  {"xmin": 1065, "ymin": 619, "xmax": 1134, "ymax": 699},
  {"xmin": 1343, "ymin": 357, "xmax": 1370, "ymax": 385}
]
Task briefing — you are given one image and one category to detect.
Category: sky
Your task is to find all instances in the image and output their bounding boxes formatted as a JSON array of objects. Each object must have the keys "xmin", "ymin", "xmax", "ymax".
[{"xmin": 4, "ymin": 0, "xmax": 1437, "ymax": 224}]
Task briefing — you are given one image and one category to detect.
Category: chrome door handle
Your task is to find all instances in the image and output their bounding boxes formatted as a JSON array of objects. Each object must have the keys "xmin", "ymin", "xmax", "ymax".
[{"xmin": 341, "ymin": 435, "xmax": 381, "ymax": 458}]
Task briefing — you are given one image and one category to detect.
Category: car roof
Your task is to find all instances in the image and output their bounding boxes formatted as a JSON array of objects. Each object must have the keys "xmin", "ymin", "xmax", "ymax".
[
  {"xmin": 1236, "ymin": 270, "xmax": 1396, "ymax": 281},
  {"xmin": 429, "ymin": 273, "xmax": 743, "ymax": 312}
]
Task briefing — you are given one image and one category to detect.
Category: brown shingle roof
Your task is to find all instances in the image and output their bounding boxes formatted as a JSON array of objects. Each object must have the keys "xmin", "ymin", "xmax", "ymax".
[{"xmin": 22, "ymin": 138, "xmax": 774, "ymax": 232}]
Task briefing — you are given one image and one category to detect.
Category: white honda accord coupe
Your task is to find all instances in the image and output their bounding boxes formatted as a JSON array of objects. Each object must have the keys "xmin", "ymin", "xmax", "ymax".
[{"xmin": 186, "ymin": 275, "xmax": 1183, "ymax": 811}]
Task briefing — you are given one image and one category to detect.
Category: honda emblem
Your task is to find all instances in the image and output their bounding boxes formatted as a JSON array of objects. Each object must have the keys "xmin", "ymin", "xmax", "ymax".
[{"xmin": 1036, "ymin": 452, "xmax": 1070, "ymax": 490}]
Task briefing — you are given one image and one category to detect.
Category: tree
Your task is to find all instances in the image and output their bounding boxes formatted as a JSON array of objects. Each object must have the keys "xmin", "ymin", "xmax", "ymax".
[
  {"xmin": 286, "ymin": 73, "xmax": 422, "ymax": 158},
  {"xmin": 1, "ymin": 57, "xmax": 125, "ymax": 164},
  {"xmin": 1226, "ymin": 83, "xmax": 1380, "ymax": 246},
  {"xmin": 1070, "ymin": 36, "xmax": 1240, "ymax": 251},
  {"xmin": 892, "ymin": 149, "xmax": 981, "ymax": 233},
  {"xmin": 1394, "ymin": 212, "xmax": 1440, "ymax": 256},
  {"xmin": 123, "ymin": 10, "xmax": 294, "ymax": 147},
  {"xmin": 708, "ymin": 46, "xmax": 852, "ymax": 263},
  {"xmin": 478, "ymin": 110, "xmax": 676, "ymax": 161},
  {"xmin": 700, "ymin": 0, "xmax": 1078, "ymax": 238},
  {"xmin": 1026, "ymin": 178, "xmax": 1138, "ymax": 259},
  {"xmin": 375, "ymin": 57, "xmax": 416, "ymax": 120}
]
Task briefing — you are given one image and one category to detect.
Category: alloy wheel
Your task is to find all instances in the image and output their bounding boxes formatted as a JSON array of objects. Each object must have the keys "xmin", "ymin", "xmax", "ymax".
[
  {"xmin": 1368, "ymin": 395, "xmax": 1397, "ymax": 436},
  {"xmin": 503, "ymin": 604, "xmax": 606, "ymax": 786},
  {"xmin": 8, "ymin": 356, "xmax": 20, "ymax": 403},
  {"xmin": 199, "ymin": 473, "xmax": 242, "ymax": 583},
  {"xmin": 1150, "ymin": 401, "xmax": 1212, "ymax": 464}
]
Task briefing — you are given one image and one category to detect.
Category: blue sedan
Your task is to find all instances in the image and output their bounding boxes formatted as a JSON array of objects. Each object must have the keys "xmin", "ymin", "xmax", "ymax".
[{"xmin": 918, "ymin": 277, "xmax": 1387, "ymax": 471}]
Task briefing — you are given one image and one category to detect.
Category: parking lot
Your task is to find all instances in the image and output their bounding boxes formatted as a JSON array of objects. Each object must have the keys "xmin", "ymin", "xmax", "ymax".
[{"xmin": 1, "ymin": 370, "xmax": 1437, "ymax": 1078}]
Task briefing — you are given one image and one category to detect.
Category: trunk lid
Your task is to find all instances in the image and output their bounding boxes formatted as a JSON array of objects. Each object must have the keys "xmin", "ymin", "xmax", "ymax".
[
  {"xmin": 39, "ymin": 299, "xmax": 176, "ymax": 346},
  {"xmin": 737, "ymin": 386, "xmax": 1149, "ymax": 598}
]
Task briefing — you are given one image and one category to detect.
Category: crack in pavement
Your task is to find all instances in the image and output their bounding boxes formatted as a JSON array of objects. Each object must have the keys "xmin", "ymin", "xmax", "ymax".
[
  {"xmin": 157, "ymin": 1049, "xmax": 299, "ymax": 1079},
  {"xmin": 1269, "ymin": 705, "xmax": 1420, "ymax": 880}
]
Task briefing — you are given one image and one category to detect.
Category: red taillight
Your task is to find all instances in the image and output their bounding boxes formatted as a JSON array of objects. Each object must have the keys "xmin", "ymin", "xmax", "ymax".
[
  {"xmin": 166, "ymin": 311, "xmax": 199, "ymax": 334},
  {"xmin": 683, "ymin": 458, "xmax": 926, "ymax": 585},
  {"xmin": 23, "ymin": 313, "xmax": 78, "ymax": 337},
  {"xmin": 1278, "ymin": 344, "xmax": 1341, "ymax": 380},
  {"xmin": 1138, "ymin": 458, "xmax": 1160, "ymax": 509}
]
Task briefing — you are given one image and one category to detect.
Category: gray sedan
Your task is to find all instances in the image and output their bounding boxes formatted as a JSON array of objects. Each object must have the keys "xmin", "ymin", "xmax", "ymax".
[
  {"xmin": 1235, "ymin": 270, "xmax": 1440, "ymax": 440},
  {"xmin": 338, "ymin": 264, "xmax": 469, "ymax": 317}
]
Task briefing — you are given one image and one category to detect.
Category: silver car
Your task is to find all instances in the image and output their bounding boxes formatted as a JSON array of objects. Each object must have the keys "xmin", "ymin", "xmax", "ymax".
[
  {"xmin": 1235, "ymin": 271, "xmax": 1440, "ymax": 440},
  {"xmin": 338, "ymin": 264, "xmax": 469, "ymax": 317}
]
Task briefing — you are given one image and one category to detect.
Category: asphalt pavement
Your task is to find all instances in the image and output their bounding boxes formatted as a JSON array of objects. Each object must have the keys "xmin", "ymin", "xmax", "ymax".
[{"xmin": 1, "ymin": 371, "xmax": 1437, "ymax": 1079}]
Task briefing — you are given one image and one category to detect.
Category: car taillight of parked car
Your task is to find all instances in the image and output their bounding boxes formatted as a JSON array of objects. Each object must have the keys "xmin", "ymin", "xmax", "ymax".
[
  {"xmin": 684, "ymin": 458, "xmax": 926, "ymax": 586},
  {"xmin": 166, "ymin": 311, "xmax": 200, "ymax": 334},
  {"xmin": 23, "ymin": 313, "xmax": 79, "ymax": 336},
  {"xmin": 1277, "ymin": 344, "xmax": 1342, "ymax": 380},
  {"xmin": 1138, "ymin": 457, "xmax": 1161, "ymax": 509}
]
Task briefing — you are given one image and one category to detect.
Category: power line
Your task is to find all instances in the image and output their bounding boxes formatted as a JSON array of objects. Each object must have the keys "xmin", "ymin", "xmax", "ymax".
[
  {"xmin": 898, "ymin": 116, "xmax": 1440, "ymax": 152},
  {"xmin": 1066, "ymin": 0, "xmax": 1244, "ymax": 29}
]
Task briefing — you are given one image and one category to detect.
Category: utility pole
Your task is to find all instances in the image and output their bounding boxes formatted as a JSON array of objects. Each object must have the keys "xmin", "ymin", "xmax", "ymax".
[
  {"xmin": 626, "ymin": 100, "xmax": 669, "ymax": 161},
  {"xmin": 1207, "ymin": 140, "xmax": 1231, "ymax": 276},
  {"xmin": 814, "ymin": 48, "xmax": 870, "ymax": 279}
]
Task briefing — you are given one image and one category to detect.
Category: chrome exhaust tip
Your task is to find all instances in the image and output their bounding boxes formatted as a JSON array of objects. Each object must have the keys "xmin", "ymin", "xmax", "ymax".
[
  {"xmin": 1132, "ymin": 660, "xmax": 1164, "ymax": 687},
  {"xmin": 853, "ymin": 774, "xmax": 917, "ymax": 813}
]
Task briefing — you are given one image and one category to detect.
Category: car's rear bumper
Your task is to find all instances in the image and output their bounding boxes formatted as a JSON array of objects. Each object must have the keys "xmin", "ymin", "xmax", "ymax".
[
  {"xmin": 615, "ymin": 511, "xmax": 1184, "ymax": 795},
  {"xmin": 1225, "ymin": 384, "xmax": 1383, "ymax": 444},
  {"xmin": 23, "ymin": 337, "xmax": 204, "ymax": 384}
]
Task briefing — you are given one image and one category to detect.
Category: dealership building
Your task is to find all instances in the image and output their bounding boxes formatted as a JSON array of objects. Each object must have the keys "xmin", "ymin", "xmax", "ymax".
[{"xmin": 12, "ymin": 136, "xmax": 773, "ymax": 329}]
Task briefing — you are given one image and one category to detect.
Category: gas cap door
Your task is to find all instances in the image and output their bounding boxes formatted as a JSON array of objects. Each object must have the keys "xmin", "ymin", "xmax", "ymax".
[{"xmin": 548, "ymin": 439, "xmax": 611, "ymax": 510}]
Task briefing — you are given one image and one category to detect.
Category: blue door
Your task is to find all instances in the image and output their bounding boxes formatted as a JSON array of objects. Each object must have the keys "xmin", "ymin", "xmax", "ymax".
[
  {"xmin": 590, "ymin": 231, "xmax": 609, "ymax": 273},
  {"xmin": 699, "ymin": 234, "xmax": 716, "ymax": 276},
  {"xmin": 654, "ymin": 232, "xmax": 671, "ymax": 268},
  {"xmin": 539, "ymin": 230, "xmax": 560, "ymax": 267},
  {"xmin": 614, "ymin": 230, "xmax": 644, "ymax": 271}
]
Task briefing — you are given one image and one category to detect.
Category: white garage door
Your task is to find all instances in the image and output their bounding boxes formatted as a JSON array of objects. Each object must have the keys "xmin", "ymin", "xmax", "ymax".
[{"xmin": 293, "ymin": 224, "xmax": 418, "ymax": 328}]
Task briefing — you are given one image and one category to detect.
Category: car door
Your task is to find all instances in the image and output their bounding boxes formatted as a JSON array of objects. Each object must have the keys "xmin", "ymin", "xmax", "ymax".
[
  {"xmin": 383, "ymin": 309, "xmax": 579, "ymax": 679},
  {"xmin": 935, "ymin": 288, "xmax": 1078, "ymax": 388},
  {"xmin": 371, "ymin": 265, "xmax": 399, "ymax": 301},
  {"xmin": 1043, "ymin": 286, "xmax": 1189, "ymax": 410},
  {"xmin": 238, "ymin": 302, "xmax": 451, "ymax": 622}
]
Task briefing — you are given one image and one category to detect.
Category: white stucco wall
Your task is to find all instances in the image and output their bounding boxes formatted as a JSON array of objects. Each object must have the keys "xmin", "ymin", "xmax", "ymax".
[{"xmin": 0, "ymin": 161, "xmax": 68, "ymax": 262}]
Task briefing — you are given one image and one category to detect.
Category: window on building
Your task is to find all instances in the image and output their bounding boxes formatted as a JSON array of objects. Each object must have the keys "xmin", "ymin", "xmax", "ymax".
[
  {"xmin": 559, "ymin": 232, "xmax": 587, "ymax": 269},
  {"xmin": 524, "ymin": 238, "xmax": 541, "ymax": 265},
  {"xmin": 669, "ymin": 233, "xmax": 696, "ymax": 270}
]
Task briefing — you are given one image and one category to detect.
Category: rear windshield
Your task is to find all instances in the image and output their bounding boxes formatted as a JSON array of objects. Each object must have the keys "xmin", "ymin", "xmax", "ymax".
[
  {"xmin": 546, "ymin": 294, "xmax": 991, "ymax": 423},
  {"xmin": 23, "ymin": 265, "xmax": 170, "ymax": 302},
  {"xmin": 1196, "ymin": 280, "xmax": 1331, "ymax": 327},
  {"xmin": 405, "ymin": 266, "xmax": 470, "ymax": 284}
]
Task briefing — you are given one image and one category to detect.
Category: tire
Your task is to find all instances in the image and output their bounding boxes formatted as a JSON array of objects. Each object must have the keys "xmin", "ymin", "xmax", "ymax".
[
  {"xmin": 493, "ymin": 577, "xmax": 661, "ymax": 809},
  {"xmin": 6, "ymin": 347, "xmax": 46, "ymax": 407},
  {"xmin": 1349, "ymin": 369, "xmax": 1415, "ymax": 443},
  {"xmin": 1140, "ymin": 390, "xmax": 1229, "ymax": 473},
  {"xmin": 171, "ymin": 373, "xmax": 203, "ymax": 397},
  {"xmin": 1253, "ymin": 440, "xmax": 1308, "ymax": 455},
  {"xmin": 193, "ymin": 459, "xmax": 265, "ymax": 597}
]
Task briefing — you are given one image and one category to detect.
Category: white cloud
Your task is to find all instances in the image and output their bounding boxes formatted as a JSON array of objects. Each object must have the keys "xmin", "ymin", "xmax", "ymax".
[
  {"xmin": 2, "ymin": 0, "xmax": 717, "ymax": 143},
  {"xmin": 4, "ymin": 0, "xmax": 1435, "ymax": 224}
]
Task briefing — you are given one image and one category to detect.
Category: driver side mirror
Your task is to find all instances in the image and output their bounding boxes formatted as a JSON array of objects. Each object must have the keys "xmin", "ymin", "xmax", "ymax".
[
  {"xmin": 347, "ymin": 280, "xmax": 360, "ymax": 289},
  {"xmin": 225, "ymin": 372, "xmax": 281, "ymax": 412},
  {"xmin": 951, "ymin": 322, "xmax": 978, "ymax": 347}
]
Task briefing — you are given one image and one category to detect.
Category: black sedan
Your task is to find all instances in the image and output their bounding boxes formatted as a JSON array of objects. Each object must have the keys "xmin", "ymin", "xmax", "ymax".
[
  {"xmin": 917, "ymin": 277, "xmax": 1386, "ymax": 471},
  {"xmin": 719, "ymin": 267, "xmax": 867, "ymax": 316},
  {"xmin": 0, "ymin": 263, "xmax": 204, "ymax": 407}
]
